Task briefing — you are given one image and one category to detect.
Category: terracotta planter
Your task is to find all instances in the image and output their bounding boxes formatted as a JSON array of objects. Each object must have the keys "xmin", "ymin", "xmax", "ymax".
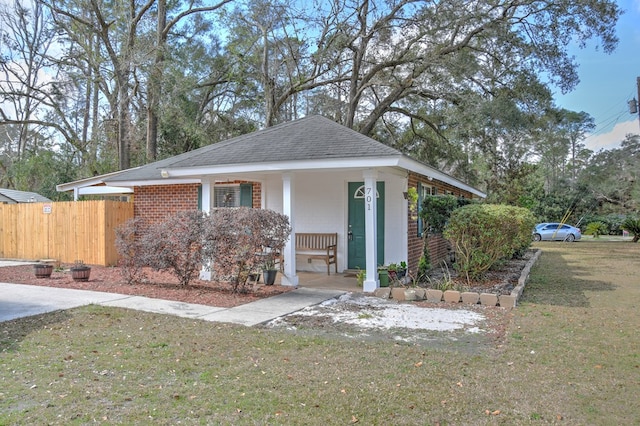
[
  {"xmin": 71, "ymin": 266, "xmax": 91, "ymax": 282},
  {"xmin": 33, "ymin": 264, "xmax": 53, "ymax": 279}
]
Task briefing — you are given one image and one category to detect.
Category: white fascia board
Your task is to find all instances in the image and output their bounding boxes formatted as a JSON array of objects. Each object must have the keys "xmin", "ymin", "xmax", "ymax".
[
  {"xmin": 162, "ymin": 157, "xmax": 403, "ymax": 178},
  {"xmin": 56, "ymin": 168, "xmax": 138, "ymax": 192},
  {"xmin": 78, "ymin": 186, "xmax": 134, "ymax": 195},
  {"xmin": 108, "ymin": 178, "xmax": 201, "ymax": 187},
  {"xmin": 398, "ymin": 157, "xmax": 487, "ymax": 198}
]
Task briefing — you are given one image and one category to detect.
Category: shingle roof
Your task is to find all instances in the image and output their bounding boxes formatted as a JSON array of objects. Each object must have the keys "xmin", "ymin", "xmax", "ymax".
[
  {"xmin": 0, "ymin": 188, "xmax": 52, "ymax": 203},
  {"xmin": 106, "ymin": 115, "xmax": 401, "ymax": 182}
]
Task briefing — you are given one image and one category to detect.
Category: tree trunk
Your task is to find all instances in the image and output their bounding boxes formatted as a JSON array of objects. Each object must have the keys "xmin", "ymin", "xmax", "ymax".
[{"xmin": 146, "ymin": 0, "xmax": 166, "ymax": 162}]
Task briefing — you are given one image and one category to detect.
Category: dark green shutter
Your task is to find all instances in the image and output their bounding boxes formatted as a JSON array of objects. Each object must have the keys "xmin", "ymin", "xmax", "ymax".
[
  {"xmin": 240, "ymin": 183, "xmax": 253, "ymax": 207},
  {"xmin": 197, "ymin": 185, "xmax": 202, "ymax": 210},
  {"xmin": 417, "ymin": 182, "xmax": 423, "ymax": 237}
]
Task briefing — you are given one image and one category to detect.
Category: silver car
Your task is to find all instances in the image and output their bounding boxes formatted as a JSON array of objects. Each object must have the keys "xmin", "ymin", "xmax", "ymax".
[{"xmin": 533, "ymin": 223, "xmax": 582, "ymax": 242}]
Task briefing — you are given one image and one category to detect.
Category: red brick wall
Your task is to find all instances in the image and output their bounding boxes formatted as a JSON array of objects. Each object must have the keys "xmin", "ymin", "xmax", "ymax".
[
  {"xmin": 134, "ymin": 184, "xmax": 200, "ymax": 226},
  {"xmin": 133, "ymin": 181, "xmax": 262, "ymax": 226},
  {"xmin": 406, "ymin": 172, "xmax": 471, "ymax": 274}
]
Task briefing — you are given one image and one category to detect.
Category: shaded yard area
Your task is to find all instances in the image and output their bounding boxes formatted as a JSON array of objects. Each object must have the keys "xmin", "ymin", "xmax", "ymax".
[{"xmin": 1, "ymin": 241, "xmax": 639, "ymax": 424}]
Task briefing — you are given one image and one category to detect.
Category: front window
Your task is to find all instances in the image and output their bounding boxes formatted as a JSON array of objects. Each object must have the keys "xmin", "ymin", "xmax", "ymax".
[{"xmin": 214, "ymin": 185, "xmax": 241, "ymax": 208}]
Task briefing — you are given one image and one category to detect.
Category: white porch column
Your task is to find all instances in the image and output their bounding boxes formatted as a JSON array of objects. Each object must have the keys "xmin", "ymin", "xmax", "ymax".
[
  {"xmin": 200, "ymin": 180, "xmax": 212, "ymax": 280},
  {"xmin": 281, "ymin": 173, "xmax": 299, "ymax": 286},
  {"xmin": 363, "ymin": 170, "xmax": 378, "ymax": 292}
]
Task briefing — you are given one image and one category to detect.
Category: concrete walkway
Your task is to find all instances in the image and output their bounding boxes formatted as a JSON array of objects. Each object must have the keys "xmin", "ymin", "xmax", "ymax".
[{"xmin": 0, "ymin": 281, "xmax": 345, "ymax": 326}]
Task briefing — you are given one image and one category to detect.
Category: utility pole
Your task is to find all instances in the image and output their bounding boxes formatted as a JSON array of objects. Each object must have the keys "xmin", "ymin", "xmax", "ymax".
[{"xmin": 629, "ymin": 76, "xmax": 640, "ymax": 126}]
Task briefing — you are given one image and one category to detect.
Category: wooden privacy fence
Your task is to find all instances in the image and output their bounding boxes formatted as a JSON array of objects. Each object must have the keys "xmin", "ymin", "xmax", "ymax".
[{"xmin": 0, "ymin": 200, "xmax": 134, "ymax": 266}]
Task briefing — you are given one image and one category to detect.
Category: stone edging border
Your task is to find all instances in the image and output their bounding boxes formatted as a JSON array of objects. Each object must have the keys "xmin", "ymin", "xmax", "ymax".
[{"xmin": 372, "ymin": 249, "xmax": 542, "ymax": 308}]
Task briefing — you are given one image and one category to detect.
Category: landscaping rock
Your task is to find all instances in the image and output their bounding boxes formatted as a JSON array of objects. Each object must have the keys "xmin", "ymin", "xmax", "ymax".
[
  {"xmin": 426, "ymin": 289, "xmax": 443, "ymax": 302},
  {"xmin": 373, "ymin": 287, "xmax": 391, "ymax": 299},
  {"xmin": 499, "ymin": 294, "xmax": 517, "ymax": 308},
  {"xmin": 391, "ymin": 287, "xmax": 406, "ymax": 301},
  {"xmin": 443, "ymin": 290, "xmax": 461, "ymax": 303},
  {"xmin": 479, "ymin": 293, "xmax": 499, "ymax": 306},
  {"xmin": 404, "ymin": 289, "xmax": 418, "ymax": 301},
  {"xmin": 461, "ymin": 292, "xmax": 480, "ymax": 305}
]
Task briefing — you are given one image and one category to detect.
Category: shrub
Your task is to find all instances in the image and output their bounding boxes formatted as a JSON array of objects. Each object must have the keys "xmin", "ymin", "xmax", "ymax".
[
  {"xmin": 421, "ymin": 195, "xmax": 460, "ymax": 234},
  {"xmin": 204, "ymin": 207, "xmax": 291, "ymax": 293},
  {"xmin": 444, "ymin": 204, "xmax": 535, "ymax": 282},
  {"xmin": 621, "ymin": 217, "xmax": 640, "ymax": 243},
  {"xmin": 584, "ymin": 221, "xmax": 608, "ymax": 238},
  {"xmin": 143, "ymin": 210, "xmax": 207, "ymax": 286},
  {"xmin": 115, "ymin": 218, "xmax": 148, "ymax": 285}
]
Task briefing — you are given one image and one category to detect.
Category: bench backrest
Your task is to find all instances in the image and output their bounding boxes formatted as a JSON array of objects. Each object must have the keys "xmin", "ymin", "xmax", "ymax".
[{"xmin": 295, "ymin": 233, "xmax": 337, "ymax": 250}]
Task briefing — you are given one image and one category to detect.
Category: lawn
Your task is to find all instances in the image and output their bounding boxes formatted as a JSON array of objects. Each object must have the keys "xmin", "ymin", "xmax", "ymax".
[{"xmin": 1, "ymin": 241, "xmax": 639, "ymax": 424}]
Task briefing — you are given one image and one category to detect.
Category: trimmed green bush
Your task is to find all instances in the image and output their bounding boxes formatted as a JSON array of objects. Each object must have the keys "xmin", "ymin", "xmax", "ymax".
[
  {"xmin": 444, "ymin": 204, "xmax": 536, "ymax": 282},
  {"xmin": 584, "ymin": 221, "xmax": 608, "ymax": 238},
  {"xmin": 621, "ymin": 217, "xmax": 640, "ymax": 243}
]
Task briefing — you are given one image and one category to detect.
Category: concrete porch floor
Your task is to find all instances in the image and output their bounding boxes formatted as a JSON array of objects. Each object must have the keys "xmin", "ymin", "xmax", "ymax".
[{"xmin": 274, "ymin": 271, "xmax": 363, "ymax": 292}]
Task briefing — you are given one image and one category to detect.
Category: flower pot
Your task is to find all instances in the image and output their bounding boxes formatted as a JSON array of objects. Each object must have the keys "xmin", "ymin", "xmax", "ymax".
[
  {"xmin": 378, "ymin": 269, "xmax": 389, "ymax": 287},
  {"xmin": 263, "ymin": 269, "xmax": 278, "ymax": 285},
  {"xmin": 33, "ymin": 264, "xmax": 53, "ymax": 279},
  {"xmin": 71, "ymin": 266, "xmax": 91, "ymax": 282}
]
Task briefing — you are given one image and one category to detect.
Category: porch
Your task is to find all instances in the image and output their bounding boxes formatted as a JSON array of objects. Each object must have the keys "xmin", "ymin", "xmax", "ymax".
[{"xmin": 271, "ymin": 271, "xmax": 363, "ymax": 293}]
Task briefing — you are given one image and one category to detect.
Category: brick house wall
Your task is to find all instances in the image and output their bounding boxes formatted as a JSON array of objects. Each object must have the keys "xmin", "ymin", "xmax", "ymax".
[
  {"xmin": 406, "ymin": 172, "xmax": 473, "ymax": 275},
  {"xmin": 134, "ymin": 181, "xmax": 262, "ymax": 226},
  {"xmin": 134, "ymin": 184, "xmax": 200, "ymax": 226}
]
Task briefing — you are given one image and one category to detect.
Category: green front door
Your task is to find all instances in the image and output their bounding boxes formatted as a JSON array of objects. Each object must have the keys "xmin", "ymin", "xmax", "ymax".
[{"xmin": 347, "ymin": 182, "xmax": 385, "ymax": 270}]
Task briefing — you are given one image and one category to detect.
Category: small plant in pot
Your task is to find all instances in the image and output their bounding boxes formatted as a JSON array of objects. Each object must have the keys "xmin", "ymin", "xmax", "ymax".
[
  {"xmin": 377, "ymin": 265, "xmax": 389, "ymax": 287},
  {"xmin": 70, "ymin": 260, "xmax": 91, "ymax": 282},
  {"xmin": 397, "ymin": 261, "xmax": 407, "ymax": 279},
  {"xmin": 387, "ymin": 263, "xmax": 398, "ymax": 281},
  {"xmin": 262, "ymin": 256, "xmax": 278, "ymax": 285}
]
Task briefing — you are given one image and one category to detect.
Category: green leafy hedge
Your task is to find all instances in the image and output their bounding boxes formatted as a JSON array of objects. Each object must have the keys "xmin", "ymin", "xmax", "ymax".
[
  {"xmin": 444, "ymin": 204, "xmax": 536, "ymax": 282},
  {"xmin": 621, "ymin": 217, "xmax": 640, "ymax": 243}
]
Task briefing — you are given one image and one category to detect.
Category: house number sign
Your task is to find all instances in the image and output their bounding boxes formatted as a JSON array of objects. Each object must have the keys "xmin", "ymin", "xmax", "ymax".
[{"xmin": 366, "ymin": 187, "xmax": 373, "ymax": 210}]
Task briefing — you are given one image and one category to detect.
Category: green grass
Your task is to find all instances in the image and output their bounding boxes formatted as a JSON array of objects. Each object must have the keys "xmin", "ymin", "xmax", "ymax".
[{"xmin": 1, "ymin": 241, "xmax": 640, "ymax": 424}]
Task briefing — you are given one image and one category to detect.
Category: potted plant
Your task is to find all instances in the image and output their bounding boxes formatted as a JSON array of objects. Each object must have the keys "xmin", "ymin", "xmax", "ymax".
[
  {"xmin": 377, "ymin": 265, "xmax": 389, "ymax": 287},
  {"xmin": 387, "ymin": 263, "xmax": 398, "ymax": 281},
  {"xmin": 262, "ymin": 256, "xmax": 278, "ymax": 285},
  {"xmin": 33, "ymin": 263, "xmax": 53, "ymax": 278},
  {"xmin": 70, "ymin": 260, "xmax": 91, "ymax": 282},
  {"xmin": 397, "ymin": 261, "xmax": 408, "ymax": 279}
]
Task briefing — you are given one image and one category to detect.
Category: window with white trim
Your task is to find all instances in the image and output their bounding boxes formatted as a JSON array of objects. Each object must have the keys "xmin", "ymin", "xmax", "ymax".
[{"xmin": 214, "ymin": 185, "xmax": 241, "ymax": 208}]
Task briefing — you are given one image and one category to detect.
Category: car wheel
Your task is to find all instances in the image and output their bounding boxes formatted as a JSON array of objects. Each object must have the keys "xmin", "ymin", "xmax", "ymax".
[
  {"xmin": 565, "ymin": 234, "xmax": 575, "ymax": 242},
  {"xmin": 533, "ymin": 234, "xmax": 541, "ymax": 242}
]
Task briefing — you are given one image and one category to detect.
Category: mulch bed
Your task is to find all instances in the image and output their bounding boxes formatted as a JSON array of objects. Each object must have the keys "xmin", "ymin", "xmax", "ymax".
[{"xmin": 0, "ymin": 263, "xmax": 292, "ymax": 308}]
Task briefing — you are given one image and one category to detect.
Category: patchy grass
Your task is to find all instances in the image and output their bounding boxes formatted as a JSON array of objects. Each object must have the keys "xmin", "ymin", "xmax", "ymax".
[{"xmin": 1, "ymin": 241, "xmax": 640, "ymax": 424}]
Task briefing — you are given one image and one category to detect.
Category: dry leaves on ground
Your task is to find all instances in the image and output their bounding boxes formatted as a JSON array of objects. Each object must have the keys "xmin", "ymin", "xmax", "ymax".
[{"xmin": 0, "ymin": 264, "xmax": 291, "ymax": 308}]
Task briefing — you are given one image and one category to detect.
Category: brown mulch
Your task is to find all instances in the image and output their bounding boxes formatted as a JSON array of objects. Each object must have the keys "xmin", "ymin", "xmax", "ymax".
[{"xmin": 0, "ymin": 263, "xmax": 292, "ymax": 308}]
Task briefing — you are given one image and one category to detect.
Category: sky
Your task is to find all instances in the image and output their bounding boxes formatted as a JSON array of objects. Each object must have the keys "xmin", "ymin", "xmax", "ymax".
[{"xmin": 553, "ymin": 0, "xmax": 640, "ymax": 152}]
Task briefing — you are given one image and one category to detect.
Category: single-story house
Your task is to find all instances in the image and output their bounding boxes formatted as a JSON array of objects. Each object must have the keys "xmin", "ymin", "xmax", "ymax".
[
  {"xmin": 57, "ymin": 115, "xmax": 485, "ymax": 291},
  {"xmin": 0, "ymin": 188, "xmax": 51, "ymax": 204}
]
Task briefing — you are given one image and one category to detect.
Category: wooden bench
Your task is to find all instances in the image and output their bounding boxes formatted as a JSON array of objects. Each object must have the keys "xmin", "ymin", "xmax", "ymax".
[{"xmin": 295, "ymin": 232, "xmax": 338, "ymax": 275}]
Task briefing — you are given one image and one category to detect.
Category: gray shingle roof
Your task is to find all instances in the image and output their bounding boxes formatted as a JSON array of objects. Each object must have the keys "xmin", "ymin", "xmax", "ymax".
[{"xmin": 106, "ymin": 115, "xmax": 401, "ymax": 182}]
